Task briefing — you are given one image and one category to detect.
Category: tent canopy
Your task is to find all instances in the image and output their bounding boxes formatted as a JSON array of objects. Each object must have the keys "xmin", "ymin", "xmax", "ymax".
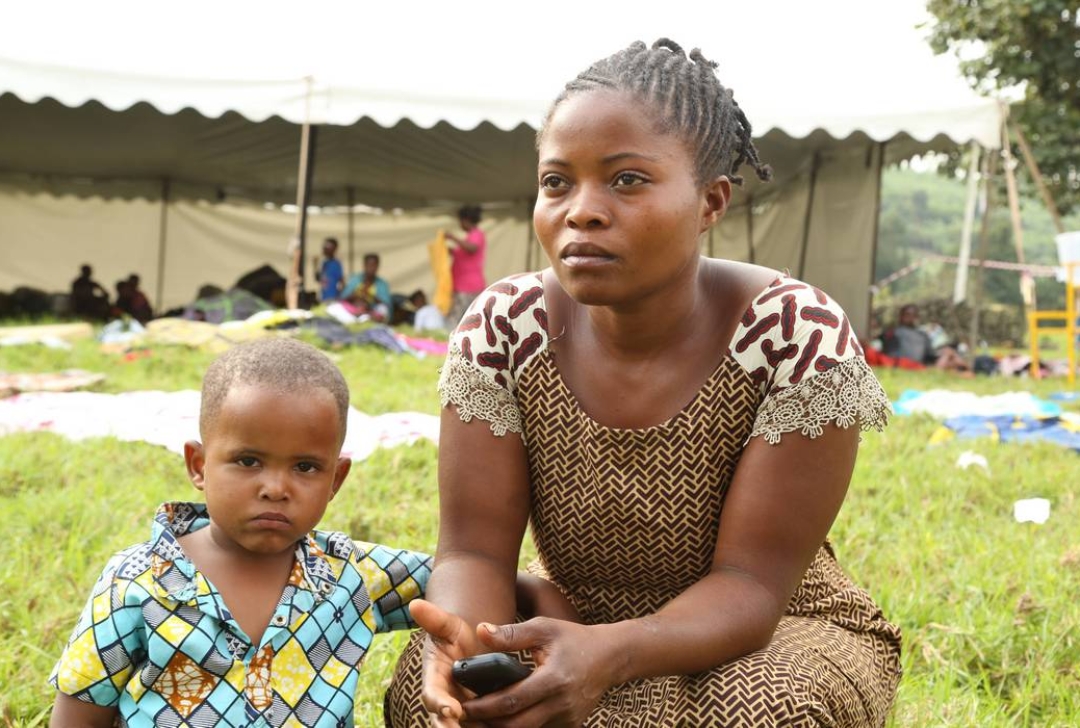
[{"xmin": 0, "ymin": 0, "xmax": 1003, "ymax": 329}]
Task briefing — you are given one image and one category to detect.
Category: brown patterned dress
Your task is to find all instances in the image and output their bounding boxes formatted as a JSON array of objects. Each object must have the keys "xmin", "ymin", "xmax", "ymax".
[{"xmin": 385, "ymin": 272, "xmax": 901, "ymax": 727}]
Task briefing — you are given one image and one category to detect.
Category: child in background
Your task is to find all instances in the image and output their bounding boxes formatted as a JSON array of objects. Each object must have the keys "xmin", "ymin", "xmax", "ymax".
[{"xmin": 49, "ymin": 338, "xmax": 431, "ymax": 727}]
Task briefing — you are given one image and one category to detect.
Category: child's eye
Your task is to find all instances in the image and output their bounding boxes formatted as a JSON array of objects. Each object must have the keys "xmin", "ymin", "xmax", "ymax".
[
  {"xmin": 237, "ymin": 456, "xmax": 259, "ymax": 468},
  {"xmin": 613, "ymin": 172, "xmax": 646, "ymax": 187},
  {"xmin": 296, "ymin": 462, "xmax": 318, "ymax": 473},
  {"xmin": 539, "ymin": 174, "xmax": 568, "ymax": 190}
]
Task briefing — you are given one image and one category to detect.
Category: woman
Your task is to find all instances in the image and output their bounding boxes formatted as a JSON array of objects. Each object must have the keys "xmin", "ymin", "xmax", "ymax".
[{"xmin": 386, "ymin": 39, "xmax": 900, "ymax": 727}]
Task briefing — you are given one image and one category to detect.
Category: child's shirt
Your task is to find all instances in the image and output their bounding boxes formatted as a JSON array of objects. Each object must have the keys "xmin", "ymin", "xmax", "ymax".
[{"xmin": 50, "ymin": 502, "xmax": 432, "ymax": 727}]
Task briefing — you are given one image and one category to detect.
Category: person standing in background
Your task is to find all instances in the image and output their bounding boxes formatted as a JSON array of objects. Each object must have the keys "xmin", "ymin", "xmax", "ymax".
[
  {"xmin": 445, "ymin": 205, "xmax": 486, "ymax": 326},
  {"xmin": 316, "ymin": 237, "xmax": 345, "ymax": 302}
]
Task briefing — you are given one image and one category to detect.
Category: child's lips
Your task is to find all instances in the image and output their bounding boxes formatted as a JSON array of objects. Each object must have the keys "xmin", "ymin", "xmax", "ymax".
[{"xmin": 252, "ymin": 512, "xmax": 292, "ymax": 529}]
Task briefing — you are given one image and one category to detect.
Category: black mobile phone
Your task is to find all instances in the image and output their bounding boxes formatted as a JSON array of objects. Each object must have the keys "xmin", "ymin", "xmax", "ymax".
[{"xmin": 451, "ymin": 652, "xmax": 533, "ymax": 696}]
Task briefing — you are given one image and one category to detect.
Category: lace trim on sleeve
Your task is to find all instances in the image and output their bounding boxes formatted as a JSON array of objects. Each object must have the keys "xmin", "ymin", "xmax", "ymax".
[
  {"xmin": 750, "ymin": 356, "xmax": 891, "ymax": 445},
  {"xmin": 437, "ymin": 345, "xmax": 522, "ymax": 437}
]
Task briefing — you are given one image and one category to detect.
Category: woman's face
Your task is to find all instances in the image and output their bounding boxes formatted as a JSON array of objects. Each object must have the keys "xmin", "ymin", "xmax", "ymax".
[{"xmin": 533, "ymin": 89, "xmax": 729, "ymax": 308}]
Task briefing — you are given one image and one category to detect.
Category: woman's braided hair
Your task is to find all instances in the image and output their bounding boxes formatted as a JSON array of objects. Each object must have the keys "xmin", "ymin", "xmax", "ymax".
[{"xmin": 539, "ymin": 39, "xmax": 772, "ymax": 188}]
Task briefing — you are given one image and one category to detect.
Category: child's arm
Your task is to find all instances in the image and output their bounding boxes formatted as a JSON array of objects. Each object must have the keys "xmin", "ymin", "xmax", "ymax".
[
  {"xmin": 515, "ymin": 572, "xmax": 581, "ymax": 623},
  {"xmin": 50, "ymin": 692, "xmax": 118, "ymax": 728}
]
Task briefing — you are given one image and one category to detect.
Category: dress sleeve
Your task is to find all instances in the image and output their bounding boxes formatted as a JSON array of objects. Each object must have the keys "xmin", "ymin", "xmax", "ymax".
[
  {"xmin": 49, "ymin": 550, "xmax": 146, "ymax": 705},
  {"xmin": 437, "ymin": 274, "xmax": 547, "ymax": 437},
  {"xmin": 731, "ymin": 279, "xmax": 891, "ymax": 445},
  {"xmin": 353, "ymin": 542, "xmax": 433, "ymax": 632}
]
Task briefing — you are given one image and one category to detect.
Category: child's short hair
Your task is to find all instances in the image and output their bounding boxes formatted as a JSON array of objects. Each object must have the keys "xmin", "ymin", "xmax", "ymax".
[
  {"xmin": 539, "ymin": 38, "xmax": 772, "ymax": 188},
  {"xmin": 199, "ymin": 338, "xmax": 350, "ymax": 442}
]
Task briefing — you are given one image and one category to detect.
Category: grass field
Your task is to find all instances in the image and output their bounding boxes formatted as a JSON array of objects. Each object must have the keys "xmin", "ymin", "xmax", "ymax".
[{"xmin": 1, "ymin": 337, "xmax": 1078, "ymax": 726}]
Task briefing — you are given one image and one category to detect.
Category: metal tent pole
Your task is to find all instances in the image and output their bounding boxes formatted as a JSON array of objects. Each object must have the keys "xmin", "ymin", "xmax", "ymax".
[
  {"xmin": 954, "ymin": 141, "xmax": 983, "ymax": 303},
  {"xmin": 867, "ymin": 143, "xmax": 885, "ymax": 335},
  {"xmin": 155, "ymin": 178, "xmax": 170, "ymax": 313},
  {"xmin": 347, "ymin": 186, "xmax": 356, "ymax": 276},
  {"xmin": 797, "ymin": 153, "xmax": 821, "ymax": 280},
  {"xmin": 287, "ymin": 77, "xmax": 317, "ymax": 310},
  {"xmin": 745, "ymin": 194, "xmax": 754, "ymax": 264}
]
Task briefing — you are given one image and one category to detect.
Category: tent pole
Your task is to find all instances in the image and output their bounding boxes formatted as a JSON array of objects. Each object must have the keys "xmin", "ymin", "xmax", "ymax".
[
  {"xmin": 525, "ymin": 197, "xmax": 536, "ymax": 271},
  {"xmin": 867, "ymin": 143, "xmax": 885, "ymax": 335},
  {"xmin": 1001, "ymin": 116, "xmax": 1035, "ymax": 311},
  {"xmin": 797, "ymin": 153, "xmax": 821, "ymax": 280},
  {"xmin": 347, "ymin": 185, "xmax": 356, "ymax": 276},
  {"xmin": 1012, "ymin": 122, "xmax": 1066, "ymax": 235},
  {"xmin": 745, "ymin": 194, "xmax": 754, "ymax": 264},
  {"xmin": 970, "ymin": 149, "xmax": 998, "ymax": 352},
  {"xmin": 287, "ymin": 77, "xmax": 316, "ymax": 310},
  {"xmin": 953, "ymin": 141, "xmax": 982, "ymax": 303},
  {"xmin": 155, "ymin": 178, "xmax": 170, "ymax": 313}
]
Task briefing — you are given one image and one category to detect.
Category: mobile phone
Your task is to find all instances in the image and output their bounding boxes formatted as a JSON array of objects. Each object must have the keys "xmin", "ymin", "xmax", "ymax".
[{"xmin": 451, "ymin": 652, "xmax": 533, "ymax": 696}]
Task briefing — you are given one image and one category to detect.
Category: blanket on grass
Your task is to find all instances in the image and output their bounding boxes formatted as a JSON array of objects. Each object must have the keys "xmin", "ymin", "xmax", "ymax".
[
  {"xmin": 895, "ymin": 389, "xmax": 1080, "ymax": 453},
  {"xmin": 0, "ymin": 390, "xmax": 439, "ymax": 461}
]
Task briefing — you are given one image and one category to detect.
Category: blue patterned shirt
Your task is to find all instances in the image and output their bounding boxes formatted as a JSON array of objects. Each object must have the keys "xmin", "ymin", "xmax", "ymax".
[{"xmin": 50, "ymin": 502, "xmax": 431, "ymax": 727}]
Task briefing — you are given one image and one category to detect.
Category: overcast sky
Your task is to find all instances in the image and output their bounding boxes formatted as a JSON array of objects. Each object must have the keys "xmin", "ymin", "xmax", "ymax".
[{"xmin": 1, "ymin": 0, "xmax": 992, "ymax": 118}]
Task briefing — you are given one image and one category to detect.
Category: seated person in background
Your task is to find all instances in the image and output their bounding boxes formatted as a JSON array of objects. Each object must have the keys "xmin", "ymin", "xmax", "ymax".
[
  {"xmin": 112, "ymin": 278, "xmax": 134, "ymax": 320},
  {"xmin": 391, "ymin": 289, "xmax": 447, "ymax": 331},
  {"xmin": 409, "ymin": 290, "xmax": 447, "ymax": 332},
  {"xmin": 342, "ymin": 253, "xmax": 393, "ymax": 322},
  {"xmin": 125, "ymin": 274, "xmax": 153, "ymax": 323},
  {"xmin": 882, "ymin": 303, "xmax": 969, "ymax": 372},
  {"xmin": 70, "ymin": 264, "xmax": 110, "ymax": 320}
]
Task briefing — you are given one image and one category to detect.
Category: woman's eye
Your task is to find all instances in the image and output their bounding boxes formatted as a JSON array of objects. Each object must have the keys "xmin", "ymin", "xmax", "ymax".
[
  {"xmin": 540, "ymin": 174, "xmax": 567, "ymax": 190},
  {"xmin": 613, "ymin": 172, "xmax": 645, "ymax": 187}
]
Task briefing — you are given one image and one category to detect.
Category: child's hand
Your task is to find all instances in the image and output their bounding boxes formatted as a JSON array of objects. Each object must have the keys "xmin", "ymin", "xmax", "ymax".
[{"xmin": 411, "ymin": 599, "xmax": 481, "ymax": 726}]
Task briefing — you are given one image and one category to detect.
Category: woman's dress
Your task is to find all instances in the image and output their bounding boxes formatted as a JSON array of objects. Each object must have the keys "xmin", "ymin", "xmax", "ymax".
[{"xmin": 385, "ymin": 272, "xmax": 901, "ymax": 727}]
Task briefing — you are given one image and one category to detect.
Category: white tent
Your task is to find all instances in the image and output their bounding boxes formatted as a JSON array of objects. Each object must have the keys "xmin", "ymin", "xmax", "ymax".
[{"xmin": 0, "ymin": 0, "xmax": 1002, "ymax": 330}]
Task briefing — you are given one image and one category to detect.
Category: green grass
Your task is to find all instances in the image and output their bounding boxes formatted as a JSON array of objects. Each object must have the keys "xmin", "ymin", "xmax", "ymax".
[{"xmin": 2, "ymin": 339, "xmax": 1079, "ymax": 726}]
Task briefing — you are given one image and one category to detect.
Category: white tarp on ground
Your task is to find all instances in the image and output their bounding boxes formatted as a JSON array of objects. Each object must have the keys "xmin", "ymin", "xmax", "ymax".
[
  {"xmin": 0, "ymin": 390, "xmax": 440, "ymax": 461},
  {"xmin": 0, "ymin": 0, "xmax": 1004, "ymax": 333}
]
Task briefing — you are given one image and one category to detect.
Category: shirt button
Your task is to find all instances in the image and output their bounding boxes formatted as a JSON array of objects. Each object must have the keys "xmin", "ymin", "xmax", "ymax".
[
  {"xmin": 319, "ymin": 581, "xmax": 334, "ymax": 594},
  {"xmin": 271, "ymin": 614, "xmax": 288, "ymax": 627}
]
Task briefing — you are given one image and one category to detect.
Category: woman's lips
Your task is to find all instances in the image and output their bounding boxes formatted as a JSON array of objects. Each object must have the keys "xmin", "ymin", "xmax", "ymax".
[
  {"xmin": 561, "ymin": 242, "xmax": 616, "ymax": 268},
  {"xmin": 562, "ymin": 254, "xmax": 616, "ymax": 268}
]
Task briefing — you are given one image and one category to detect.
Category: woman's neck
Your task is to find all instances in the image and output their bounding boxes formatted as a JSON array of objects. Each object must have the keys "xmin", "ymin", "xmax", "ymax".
[{"xmin": 578, "ymin": 260, "xmax": 710, "ymax": 361}]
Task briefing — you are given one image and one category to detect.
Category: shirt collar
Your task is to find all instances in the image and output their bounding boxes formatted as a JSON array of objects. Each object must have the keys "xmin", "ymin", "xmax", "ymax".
[{"xmin": 148, "ymin": 501, "xmax": 339, "ymax": 602}]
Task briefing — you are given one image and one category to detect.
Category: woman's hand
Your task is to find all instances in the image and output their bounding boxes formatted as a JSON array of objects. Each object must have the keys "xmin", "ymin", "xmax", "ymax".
[
  {"xmin": 461, "ymin": 618, "xmax": 615, "ymax": 727},
  {"xmin": 412, "ymin": 599, "xmax": 483, "ymax": 726}
]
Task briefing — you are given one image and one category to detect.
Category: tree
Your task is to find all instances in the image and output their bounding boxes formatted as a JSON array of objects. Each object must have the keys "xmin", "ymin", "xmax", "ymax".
[{"xmin": 925, "ymin": 0, "xmax": 1080, "ymax": 216}]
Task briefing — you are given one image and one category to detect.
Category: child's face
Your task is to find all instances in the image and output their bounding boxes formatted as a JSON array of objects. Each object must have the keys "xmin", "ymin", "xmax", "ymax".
[
  {"xmin": 184, "ymin": 384, "xmax": 350, "ymax": 556},
  {"xmin": 533, "ymin": 89, "xmax": 729, "ymax": 308}
]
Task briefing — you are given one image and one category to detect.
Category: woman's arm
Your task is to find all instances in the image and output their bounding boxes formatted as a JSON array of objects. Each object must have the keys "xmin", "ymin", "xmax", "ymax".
[
  {"xmin": 446, "ymin": 231, "xmax": 480, "ymax": 253},
  {"xmin": 417, "ymin": 406, "xmax": 533, "ymax": 723},
  {"xmin": 464, "ymin": 423, "xmax": 860, "ymax": 726},
  {"xmin": 599, "ymin": 423, "xmax": 859, "ymax": 680},
  {"xmin": 430, "ymin": 406, "xmax": 532, "ymax": 625}
]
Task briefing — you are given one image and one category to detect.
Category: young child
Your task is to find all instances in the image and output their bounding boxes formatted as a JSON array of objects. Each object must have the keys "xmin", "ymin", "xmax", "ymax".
[{"xmin": 49, "ymin": 338, "xmax": 432, "ymax": 727}]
